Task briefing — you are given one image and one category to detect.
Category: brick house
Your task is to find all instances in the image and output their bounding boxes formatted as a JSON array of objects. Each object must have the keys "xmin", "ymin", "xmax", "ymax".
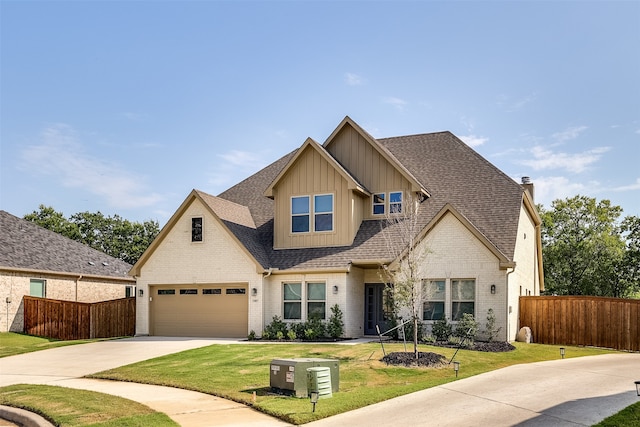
[
  {"xmin": 131, "ymin": 116, "xmax": 543, "ymax": 340},
  {"xmin": 0, "ymin": 210, "xmax": 135, "ymax": 332}
]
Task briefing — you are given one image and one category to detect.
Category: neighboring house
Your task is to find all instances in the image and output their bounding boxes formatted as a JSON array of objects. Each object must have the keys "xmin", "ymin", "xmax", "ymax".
[
  {"xmin": 131, "ymin": 117, "xmax": 543, "ymax": 340},
  {"xmin": 0, "ymin": 210, "xmax": 135, "ymax": 332}
]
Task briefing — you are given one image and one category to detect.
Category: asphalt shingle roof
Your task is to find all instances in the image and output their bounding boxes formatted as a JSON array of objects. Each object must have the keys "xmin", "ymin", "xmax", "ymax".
[
  {"xmin": 0, "ymin": 210, "xmax": 133, "ymax": 278},
  {"xmin": 216, "ymin": 129, "xmax": 525, "ymax": 271}
]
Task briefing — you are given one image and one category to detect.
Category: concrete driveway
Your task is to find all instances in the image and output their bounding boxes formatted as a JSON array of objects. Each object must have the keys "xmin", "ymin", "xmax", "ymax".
[{"xmin": 1, "ymin": 337, "xmax": 639, "ymax": 426}]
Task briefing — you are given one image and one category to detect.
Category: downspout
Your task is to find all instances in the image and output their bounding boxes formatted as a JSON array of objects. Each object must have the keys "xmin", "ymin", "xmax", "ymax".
[{"xmin": 505, "ymin": 267, "xmax": 516, "ymax": 341}]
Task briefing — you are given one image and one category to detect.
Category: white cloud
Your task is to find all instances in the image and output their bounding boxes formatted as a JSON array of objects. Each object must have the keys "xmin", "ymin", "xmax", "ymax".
[
  {"xmin": 383, "ymin": 97, "xmax": 407, "ymax": 110},
  {"xmin": 529, "ymin": 176, "xmax": 595, "ymax": 208},
  {"xmin": 460, "ymin": 134, "xmax": 488, "ymax": 147},
  {"xmin": 345, "ymin": 72, "xmax": 364, "ymax": 86},
  {"xmin": 552, "ymin": 125, "xmax": 588, "ymax": 143},
  {"xmin": 21, "ymin": 124, "xmax": 164, "ymax": 209},
  {"xmin": 519, "ymin": 145, "xmax": 611, "ymax": 173},
  {"xmin": 208, "ymin": 150, "xmax": 271, "ymax": 190},
  {"xmin": 612, "ymin": 178, "xmax": 640, "ymax": 192}
]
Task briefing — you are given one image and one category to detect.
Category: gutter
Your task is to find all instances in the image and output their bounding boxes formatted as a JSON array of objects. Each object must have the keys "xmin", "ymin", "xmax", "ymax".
[
  {"xmin": 0, "ymin": 266, "xmax": 135, "ymax": 283},
  {"xmin": 506, "ymin": 266, "xmax": 516, "ymax": 341}
]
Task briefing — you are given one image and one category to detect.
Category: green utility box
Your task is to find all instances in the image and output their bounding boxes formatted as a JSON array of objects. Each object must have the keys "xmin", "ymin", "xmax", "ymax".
[{"xmin": 270, "ymin": 358, "xmax": 339, "ymax": 398}]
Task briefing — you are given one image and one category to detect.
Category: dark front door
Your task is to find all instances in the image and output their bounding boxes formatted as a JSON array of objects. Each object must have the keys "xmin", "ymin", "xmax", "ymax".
[{"xmin": 364, "ymin": 283, "xmax": 392, "ymax": 335}]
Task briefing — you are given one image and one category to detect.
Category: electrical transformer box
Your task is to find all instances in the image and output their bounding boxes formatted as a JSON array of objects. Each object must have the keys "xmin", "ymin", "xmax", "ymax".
[{"xmin": 270, "ymin": 358, "xmax": 339, "ymax": 397}]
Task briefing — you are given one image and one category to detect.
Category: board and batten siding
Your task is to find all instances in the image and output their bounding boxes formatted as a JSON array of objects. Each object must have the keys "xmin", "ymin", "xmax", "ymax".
[
  {"xmin": 273, "ymin": 144, "xmax": 357, "ymax": 249},
  {"xmin": 325, "ymin": 125, "xmax": 414, "ymax": 219}
]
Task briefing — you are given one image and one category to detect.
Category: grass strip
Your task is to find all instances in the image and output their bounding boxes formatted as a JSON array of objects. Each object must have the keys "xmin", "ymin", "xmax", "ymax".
[{"xmin": 0, "ymin": 384, "xmax": 178, "ymax": 427}]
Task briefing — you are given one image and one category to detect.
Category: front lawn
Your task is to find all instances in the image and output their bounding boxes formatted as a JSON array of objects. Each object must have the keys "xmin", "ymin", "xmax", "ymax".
[
  {"xmin": 90, "ymin": 341, "xmax": 614, "ymax": 424},
  {"xmin": 0, "ymin": 384, "xmax": 178, "ymax": 426},
  {"xmin": 0, "ymin": 332, "xmax": 114, "ymax": 358}
]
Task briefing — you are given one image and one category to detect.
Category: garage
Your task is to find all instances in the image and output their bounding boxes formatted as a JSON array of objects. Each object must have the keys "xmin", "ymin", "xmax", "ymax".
[{"xmin": 150, "ymin": 284, "xmax": 249, "ymax": 337}]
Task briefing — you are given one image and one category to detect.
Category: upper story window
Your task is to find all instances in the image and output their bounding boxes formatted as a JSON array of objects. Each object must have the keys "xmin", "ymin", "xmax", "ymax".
[
  {"xmin": 292, "ymin": 194, "xmax": 334, "ymax": 233},
  {"xmin": 390, "ymin": 191, "xmax": 403, "ymax": 213},
  {"xmin": 373, "ymin": 193, "xmax": 385, "ymax": 215},
  {"xmin": 314, "ymin": 194, "xmax": 333, "ymax": 232},
  {"xmin": 291, "ymin": 196, "xmax": 310, "ymax": 233},
  {"xmin": 191, "ymin": 217, "xmax": 203, "ymax": 242}
]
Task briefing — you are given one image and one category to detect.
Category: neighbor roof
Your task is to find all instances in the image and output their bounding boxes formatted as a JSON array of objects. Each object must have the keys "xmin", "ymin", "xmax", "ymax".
[
  {"xmin": 0, "ymin": 210, "xmax": 133, "ymax": 279},
  {"xmin": 217, "ymin": 120, "xmax": 528, "ymax": 272}
]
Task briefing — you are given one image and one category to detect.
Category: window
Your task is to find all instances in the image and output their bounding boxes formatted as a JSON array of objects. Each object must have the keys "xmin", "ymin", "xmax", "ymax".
[
  {"xmin": 180, "ymin": 289, "xmax": 198, "ymax": 295},
  {"xmin": 226, "ymin": 288, "xmax": 246, "ymax": 294},
  {"xmin": 158, "ymin": 289, "xmax": 176, "ymax": 295},
  {"xmin": 422, "ymin": 280, "xmax": 445, "ymax": 320},
  {"xmin": 203, "ymin": 288, "xmax": 222, "ymax": 295},
  {"xmin": 125, "ymin": 285, "xmax": 135, "ymax": 298},
  {"xmin": 307, "ymin": 282, "xmax": 326, "ymax": 319},
  {"xmin": 390, "ymin": 191, "xmax": 403, "ymax": 213},
  {"xmin": 314, "ymin": 194, "xmax": 333, "ymax": 232},
  {"xmin": 30, "ymin": 279, "xmax": 46, "ymax": 297},
  {"xmin": 291, "ymin": 197, "xmax": 310, "ymax": 233},
  {"xmin": 283, "ymin": 283, "xmax": 302, "ymax": 319},
  {"xmin": 373, "ymin": 193, "xmax": 385, "ymax": 215},
  {"xmin": 192, "ymin": 217, "xmax": 203, "ymax": 242},
  {"xmin": 451, "ymin": 279, "xmax": 475, "ymax": 320}
]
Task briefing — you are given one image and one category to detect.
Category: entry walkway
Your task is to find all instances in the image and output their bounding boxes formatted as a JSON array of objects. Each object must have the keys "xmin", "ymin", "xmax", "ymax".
[{"xmin": 0, "ymin": 337, "xmax": 639, "ymax": 426}]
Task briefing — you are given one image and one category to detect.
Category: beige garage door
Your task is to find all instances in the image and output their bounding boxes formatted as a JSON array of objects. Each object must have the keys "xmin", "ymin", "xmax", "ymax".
[{"xmin": 150, "ymin": 284, "xmax": 248, "ymax": 337}]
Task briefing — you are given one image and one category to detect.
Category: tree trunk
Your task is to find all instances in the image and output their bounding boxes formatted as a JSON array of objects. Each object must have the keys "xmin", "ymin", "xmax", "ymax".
[{"xmin": 413, "ymin": 316, "xmax": 419, "ymax": 360}]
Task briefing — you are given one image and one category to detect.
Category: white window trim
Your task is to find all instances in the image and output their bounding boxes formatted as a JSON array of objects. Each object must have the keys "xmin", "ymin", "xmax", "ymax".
[
  {"xmin": 389, "ymin": 191, "xmax": 403, "ymax": 213},
  {"xmin": 282, "ymin": 281, "xmax": 327, "ymax": 321},
  {"xmin": 372, "ymin": 193, "xmax": 386, "ymax": 216},
  {"xmin": 291, "ymin": 195, "xmax": 311, "ymax": 234},
  {"xmin": 313, "ymin": 193, "xmax": 334, "ymax": 233},
  {"xmin": 191, "ymin": 216, "xmax": 204, "ymax": 243},
  {"xmin": 421, "ymin": 278, "xmax": 477, "ymax": 322}
]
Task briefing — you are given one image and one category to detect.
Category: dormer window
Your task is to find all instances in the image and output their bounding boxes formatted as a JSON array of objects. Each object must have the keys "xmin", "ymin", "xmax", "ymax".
[
  {"xmin": 191, "ymin": 217, "xmax": 203, "ymax": 242},
  {"xmin": 373, "ymin": 193, "xmax": 385, "ymax": 215},
  {"xmin": 292, "ymin": 196, "xmax": 310, "ymax": 233},
  {"xmin": 390, "ymin": 191, "xmax": 403, "ymax": 213},
  {"xmin": 292, "ymin": 194, "xmax": 334, "ymax": 233}
]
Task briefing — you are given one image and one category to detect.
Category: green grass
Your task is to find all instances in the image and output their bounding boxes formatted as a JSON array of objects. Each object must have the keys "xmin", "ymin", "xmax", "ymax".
[
  {"xmin": 90, "ymin": 342, "xmax": 615, "ymax": 424},
  {"xmin": 0, "ymin": 384, "xmax": 178, "ymax": 426},
  {"xmin": 0, "ymin": 332, "xmax": 115, "ymax": 358},
  {"xmin": 593, "ymin": 401, "xmax": 640, "ymax": 427}
]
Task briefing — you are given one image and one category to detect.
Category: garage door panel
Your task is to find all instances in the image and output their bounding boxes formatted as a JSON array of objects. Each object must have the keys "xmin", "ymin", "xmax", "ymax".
[{"xmin": 151, "ymin": 285, "xmax": 248, "ymax": 337}]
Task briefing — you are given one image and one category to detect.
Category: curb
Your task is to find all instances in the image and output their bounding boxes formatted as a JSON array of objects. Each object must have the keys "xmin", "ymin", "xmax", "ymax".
[{"xmin": 0, "ymin": 405, "xmax": 55, "ymax": 427}]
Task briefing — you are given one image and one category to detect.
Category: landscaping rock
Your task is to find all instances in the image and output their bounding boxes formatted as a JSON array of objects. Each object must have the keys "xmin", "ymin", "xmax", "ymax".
[{"xmin": 516, "ymin": 326, "xmax": 532, "ymax": 343}]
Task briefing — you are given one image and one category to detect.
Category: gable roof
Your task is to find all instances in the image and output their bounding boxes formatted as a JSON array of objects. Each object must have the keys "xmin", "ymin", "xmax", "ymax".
[
  {"xmin": 130, "ymin": 189, "xmax": 268, "ymax": 276},
  {"xmin": 264, "ymin": 137, "xmax": 369, "ymax": 198},
  {"xmin": 0, "ymin": 210, "xmax": 133, "ymax": 280}
]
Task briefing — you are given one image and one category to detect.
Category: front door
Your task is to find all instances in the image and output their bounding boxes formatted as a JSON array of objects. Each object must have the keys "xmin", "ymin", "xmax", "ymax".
[{"xmin": 364, "ymin": 283, "xmax": 392, "ymax": 335}]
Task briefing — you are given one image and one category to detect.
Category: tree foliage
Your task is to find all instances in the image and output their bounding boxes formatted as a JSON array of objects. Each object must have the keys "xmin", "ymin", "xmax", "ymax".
[
  {"xmin": 540, "ymin": 195, "xmax": 639, "ymax": 298},
  {"xmin": 24, "ymin": 205, "xmax": 160, "ymax": 265}
]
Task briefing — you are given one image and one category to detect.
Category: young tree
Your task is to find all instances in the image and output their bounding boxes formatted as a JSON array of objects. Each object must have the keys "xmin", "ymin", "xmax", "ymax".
[
  {"xmin": 379, "ymin": 194, "xmax": 430, "ymax": 360},
  {"xmin": 540, "ymin": 195, "xmax": 633, "ymax": 297}
]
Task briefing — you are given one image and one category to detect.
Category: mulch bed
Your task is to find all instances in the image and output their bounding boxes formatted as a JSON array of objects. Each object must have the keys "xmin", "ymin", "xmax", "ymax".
[{"xmin": 381, "ymin": 341, "xmax": 516, "ymax": 367}]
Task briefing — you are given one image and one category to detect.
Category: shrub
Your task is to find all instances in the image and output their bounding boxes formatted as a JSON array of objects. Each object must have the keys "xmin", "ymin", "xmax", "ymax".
[
  {"xmin": 485, "ymin": 308, "xmax": 502, "ymax": 342},
  {"xmin": 286, "ymin": 329, "xmax": 297, "ymax": 340},
  {"xmin": 327, "ymin": 304, "xmax": 345, "ymax": 339},
  {"xmin": 291, "ymin": 322, "xmax": 307, "ymax": 339},
  {"xmin": 247, "ymin": 330, "xmax": 257, "ymax": 341},
  {"xmin": 264, "ymin": 315, "xmax": 288, "ymax": 339},
  {"xmin": 431, "ymin": 317, "xmax": 452, "ymax": 342},
  {"xmin": 275, "ymin": 330, "xmax": 285, "ymax": 340},
  {"xmin": 454, "ymin": 313, "xmax": 479, "ymax": 345},
  {"xmin": 302, "ymin": 316, "xmax": 326, "ymax": 340},
  {"xmin": 402, "ymin": 319, "xmax": 426, "ymax": 343}
]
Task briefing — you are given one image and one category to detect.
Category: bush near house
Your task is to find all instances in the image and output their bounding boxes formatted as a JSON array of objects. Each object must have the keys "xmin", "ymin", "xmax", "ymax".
[{"xmin": 255, "ymin": 305, "xmax": 345, "ymax": 341}]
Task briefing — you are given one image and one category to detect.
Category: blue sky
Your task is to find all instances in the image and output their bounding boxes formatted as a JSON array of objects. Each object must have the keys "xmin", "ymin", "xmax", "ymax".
[{"xmin": 2, "ymin": 0, "xmax": 639, "ymax": 225}]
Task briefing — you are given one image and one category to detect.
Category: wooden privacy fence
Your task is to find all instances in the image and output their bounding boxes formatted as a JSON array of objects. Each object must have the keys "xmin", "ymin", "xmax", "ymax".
[
  {"xmin": 23, "ymin": 296, "xmax": 136, "ymax": 340},
  {"xmin": 519, "ymin": 296, "xmax": 640, "ymax": 352}
]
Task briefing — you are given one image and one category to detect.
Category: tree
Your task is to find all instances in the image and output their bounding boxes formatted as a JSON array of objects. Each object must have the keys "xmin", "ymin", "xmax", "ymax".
[
  {"xmin": 539, "ymin": 195, "xmax": 638, "ymax": 297},
  {"xmin": 379, "ymin": 194, "xmax": 430, "ymax": 360},
  {"xmin": 24, "ymin": 205, "xmax": 160, "ymax": 265}
]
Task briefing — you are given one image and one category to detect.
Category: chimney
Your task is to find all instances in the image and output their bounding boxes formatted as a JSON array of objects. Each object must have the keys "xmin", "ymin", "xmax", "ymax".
[{"xmin": 521, "ymin": 176, "xmax": 534, "ymax": 202}]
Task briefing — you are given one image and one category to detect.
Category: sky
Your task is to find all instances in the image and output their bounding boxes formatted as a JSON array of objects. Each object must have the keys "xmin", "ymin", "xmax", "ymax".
[{"xmin": 1, "ymin": 0, "xmax": 639, "ymax": 226}]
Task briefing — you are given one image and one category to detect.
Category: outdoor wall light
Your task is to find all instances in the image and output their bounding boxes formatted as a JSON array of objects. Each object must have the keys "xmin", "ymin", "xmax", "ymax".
[
  {"xmin": 333, "ymin": 285, "xmax": 338, "ymax": 294},
  {"xmin": 635, "ymin": 381, "xmax": 640, "ymax": 396},
  {"xmin": 560, "ymin": 347, "xmax": 565, "ymax": 359},
  {"xmin": 490, "ymin": 284, "xmax": 496, "ymax": 294},
  {"xmin": 310, "ymin": 391, "xmax": 319, "ymax": 412},
  {"xmin": 453, "ymin": 361, "xmax": 460, "ymax": 378},
  {"xmin": 251, "ymin": 288, "xmax": 258, "ymax": 296},
  {"xmin": 138, "ymin": 289, "xmax": 143, "ymax": 297}
]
